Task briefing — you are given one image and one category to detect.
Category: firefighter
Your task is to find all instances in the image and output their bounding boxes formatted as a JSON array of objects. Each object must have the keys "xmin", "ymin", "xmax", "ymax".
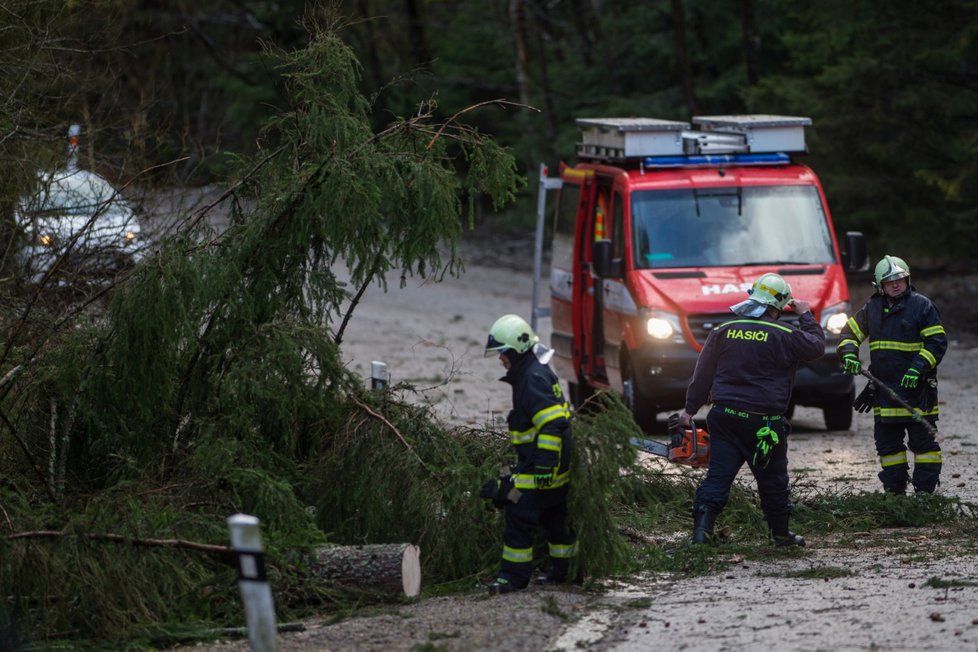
[
  {"xmin": 479, "ymin": 314, "xmax": 578, "ymax": 594},
  {"xmin": 837, "ymin": 255, "xmax": 947, "ymax": 494},
  {"xmin": 680, "ymin": 273, "xmax": 825, "ymax": 546}
]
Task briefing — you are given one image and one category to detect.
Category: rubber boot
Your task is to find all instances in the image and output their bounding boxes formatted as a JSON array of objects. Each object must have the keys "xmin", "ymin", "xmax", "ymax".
[
  {"xmin": 692, "ymin": 505, "xmax": 718, "ymax": 545},
  {"xmin": 767, "ymin": 512, "xmax": 806, "ymax": 547}
]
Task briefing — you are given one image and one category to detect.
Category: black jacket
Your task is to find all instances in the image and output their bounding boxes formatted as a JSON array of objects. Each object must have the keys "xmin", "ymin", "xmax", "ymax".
[
  {"xmin": 685, "ymin": 311, "xmax": 825, "ymax": 415},
  {"xmin": 501, "ymin": 352, "xmax": 573, "ymax": 493},
  {"xmin": 837, "ymin": 288, "xmax": 947, "ymax": 421}
]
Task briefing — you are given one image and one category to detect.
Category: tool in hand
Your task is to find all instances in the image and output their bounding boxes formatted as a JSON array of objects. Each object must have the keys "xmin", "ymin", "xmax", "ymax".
[
  {"xmin": 630, "ymin": 413, "xmax": 710, "ymax": 467},
  {"xmin": 859, "ymin": 368, "xmax": 940, "ymax": 440}
]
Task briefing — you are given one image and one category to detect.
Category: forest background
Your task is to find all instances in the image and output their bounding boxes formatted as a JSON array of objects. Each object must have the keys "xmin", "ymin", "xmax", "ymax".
[
  {"xmin": 2, "ymin": 0, "xmax": 978, "ymax": 648},
  {"xmin": 4, "ymin": 0, "xmax": 978, "ymax": 259}
]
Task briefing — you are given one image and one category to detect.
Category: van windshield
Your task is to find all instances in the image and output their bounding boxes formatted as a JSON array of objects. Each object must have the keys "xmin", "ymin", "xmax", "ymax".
[{"xmin": 631, "ymin": 185, "xmax": 836, "ymax": 269}]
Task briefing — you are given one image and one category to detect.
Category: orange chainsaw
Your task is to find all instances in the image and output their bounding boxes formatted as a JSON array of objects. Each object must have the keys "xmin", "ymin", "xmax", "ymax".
[{"xmin": 630, "ymin": 413, "xmax": 710, "ymax": 467}]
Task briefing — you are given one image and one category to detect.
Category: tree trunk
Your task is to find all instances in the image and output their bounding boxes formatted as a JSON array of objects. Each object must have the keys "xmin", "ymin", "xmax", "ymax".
[
  {"xmin": 311, "ymin": 543, "xmax": 421, "ymax": 597},
  {"xmin": 670, "ymin": 0, "xmax": 700, "ymax": 116},
  {"xmin": 740, "ymin": 0, "xmax": 760, "ymax": 86},
  {"xmin": 509, "ymin": 0, "xmax": 531, "ymax": 107}
]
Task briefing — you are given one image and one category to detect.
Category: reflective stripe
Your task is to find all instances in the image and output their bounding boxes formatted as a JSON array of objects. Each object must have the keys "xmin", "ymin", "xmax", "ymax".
[
  {"xmin": 509, "ymin": 429, "xmax": 536, "ymax": 445},
  {"xmin": 513, "ymin": 470, "xmax": 571, "ymax": 490},
  {"xmin": 837, "ymin": 338, "xmax": 860, "ymax": 351},
  {"xmin": 538, "ymin": 434, "xmax": 562, "ymax": 452},
  {"xmin": 877, "ymin": 406, "xmax": 939, "ymax": 418},
  {"xmin": 533, "ymin": 403, "xmax": 571, "ymax": 429},
  {"xmin": 563, "ymin": 168, "xmax": 595, "ymax": 180},
  {"xmin": 549, "ymin": 541, "xmax": 579, "ymax": 558},
  {"xmin": 919, "ymin": 348, "xmax": 937, "ymax": 367},
  {"xmin": 868, "ymin": 340, "xmax": 922, "ymax": 353},
  {"xmin": 914, "ymin": 450, "xmax": 943, "ymax": 464},
  {"xmin": 880, "ymin": 451, "xmax": 908, "ymax": 467},
  {"xmin": 921, "ymin": 325, "xmax": 945, "ymax": 337},
  {"xmin": 502, "ymin": 545, "xmax": 533, "ymax": 563},
  {"xmin": 845, "ymin": 317, "xmax": 865, "ymax": 342}
]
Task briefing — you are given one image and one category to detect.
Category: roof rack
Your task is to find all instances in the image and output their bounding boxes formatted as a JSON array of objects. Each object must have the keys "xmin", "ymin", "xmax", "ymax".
[{"xmin": 576, "ymin": 114, "xmax": 811, "ymax": 164}]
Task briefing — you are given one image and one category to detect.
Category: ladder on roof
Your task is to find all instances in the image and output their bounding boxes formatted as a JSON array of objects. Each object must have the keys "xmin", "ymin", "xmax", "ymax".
[{"xmin": 576, "ymin": 114, "xmax": 812, "ymax": 163}]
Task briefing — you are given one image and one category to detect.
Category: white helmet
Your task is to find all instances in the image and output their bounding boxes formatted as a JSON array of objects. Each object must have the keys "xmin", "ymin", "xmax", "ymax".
[
  {"xmin": 873, "ymin": 255, "xmax": 910, "ymax": 293},
  {"xmin": 748, "ymin": 273, "xmax": 793, "ymax": 311},
  {"xmin": 485, "ymin": 314, "xmax": 538, "ymax": 357}
]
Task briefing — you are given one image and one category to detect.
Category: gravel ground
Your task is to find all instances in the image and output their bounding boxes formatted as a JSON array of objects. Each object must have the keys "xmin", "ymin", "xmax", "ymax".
[{"xmin": 172, "ymin": 233, "xmax": 978, "ymax": 651}]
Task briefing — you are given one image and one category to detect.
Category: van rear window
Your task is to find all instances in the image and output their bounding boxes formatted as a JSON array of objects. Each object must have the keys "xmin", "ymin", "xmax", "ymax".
[
  {"xmin": 552, "ymin": 183, "xmax": 581, "ymax": 271},
  {"xmin": 631, "ymin": 185, "xmax": 836, "ymax": 269}
]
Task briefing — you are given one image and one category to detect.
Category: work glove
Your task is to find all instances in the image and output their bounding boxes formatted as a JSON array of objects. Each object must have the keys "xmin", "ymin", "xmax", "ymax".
[
  {"xmin": 901, "ymin": 367, "xmax": 920, "ymax": 389},
  {"xmin": 853, "ymin": 383, "xmax": 876, "ymax": 413},
  {"xmin": 752, "ymin": 425, "xmax": 781, "ymax": 469},
  {"xmin": 479, "ymin": 475, "xmax": 521, "ymax": 509},
  {"xmin": 842, "ymin": 353, "xmax": 861, "ymax": 375}
]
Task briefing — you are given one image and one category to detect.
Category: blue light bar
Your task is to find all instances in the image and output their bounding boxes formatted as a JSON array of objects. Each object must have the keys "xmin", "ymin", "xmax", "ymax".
[{"xmin": 643, "ymin": 153, "xmax": 792, "ymax": 168}]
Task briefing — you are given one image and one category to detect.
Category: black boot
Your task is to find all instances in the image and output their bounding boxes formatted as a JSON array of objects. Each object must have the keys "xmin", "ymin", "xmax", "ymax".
[
  {"xmin": 767, "ymin": 512, "xmax": 805, "ymax": 547},
  {"xmin": 692, "ymin": 505, "xmax": 719, "ymax": 545}
]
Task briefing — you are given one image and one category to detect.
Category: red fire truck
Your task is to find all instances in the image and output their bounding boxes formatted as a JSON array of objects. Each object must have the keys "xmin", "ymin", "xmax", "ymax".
[{"xmin": 533, "ymin": 115, "xmax": 868, "ymax": 432}]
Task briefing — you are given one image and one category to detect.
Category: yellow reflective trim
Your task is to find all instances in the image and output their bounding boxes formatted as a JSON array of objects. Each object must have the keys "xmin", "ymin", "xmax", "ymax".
[
  {"xmin": 549, "ymin": 541, "xmax": 579, "ymax": 558},
  {"xmin": 533, "ymin": 403, "xmax": 571, "ymax": 428},
  {"xmin": 919, "ymin": 349, "xmax": 937, "ymax": 367},
  {"xmin": 509, "ymin": 428, "xmax": 536, "ymax": 445},
  {"xmin": 921, "ymin": 324, "xmax": 945, "ymax": 337},
  {"xmin": 914, "ymin": 451, "xmax": 943, "ymax": 464},
  {"xmin": 877, "ymin": 406, "xmax": 939, "ymax": 418},
  {"xmin": 869, "ymin": 340, "xmax": 922, "ymax": 353},
  {"xmin": 837, "ymin": 338, "xmax": 860, "ymax": 351},
  {"xmin": 563, "ymin": 168, "xmax": 595, "ymax": 180},
  {"xmin": 502, "ymin": 545, "xmax": 533, "ymax": 563},
  {"xmin": 513, "ymin": 470, "xmax": 571, "ymax": 490},
  {"xmin": 880, "ymin": 451, "xmax": 908, "ymax": 467},
  {"xmin": 538, "ymin": 434, "xmax": 562, "ymax": 452},
  {"xmin": 846, "ymin": 318, "xmax": 865, "ymax": 341}
]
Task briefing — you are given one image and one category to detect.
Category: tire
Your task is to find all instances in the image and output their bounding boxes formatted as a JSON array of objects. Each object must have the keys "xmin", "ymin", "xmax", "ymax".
[
  {"xmin": 823, "ymin": 388, "xmax": 855, "ymax": 431},
  {"xmin": 623, "ymin": 359, "xmax": 657, "ymax": 433}
]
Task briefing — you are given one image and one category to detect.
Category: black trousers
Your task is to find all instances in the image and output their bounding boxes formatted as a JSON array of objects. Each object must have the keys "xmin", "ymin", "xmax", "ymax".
[
  {"xmin": 694, "ymin": 405, "xmax": 792, "ymax": 518},
  {"xmin": 498, "ymin": 487, "xmax": 577, "ymax": 587},
  {"xmin": 874, "ymin": 419, "xmax": 941, "ymax": 493}
]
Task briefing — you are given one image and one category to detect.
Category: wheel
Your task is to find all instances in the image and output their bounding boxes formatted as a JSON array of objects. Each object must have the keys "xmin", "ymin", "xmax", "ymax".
[
  {"xmin": 823, "ymin": 388, "xmax": 854, "ymax": 431},
  {"xmin": 623, "ymin": 358, "xmax": 657, "ymax": 433}
]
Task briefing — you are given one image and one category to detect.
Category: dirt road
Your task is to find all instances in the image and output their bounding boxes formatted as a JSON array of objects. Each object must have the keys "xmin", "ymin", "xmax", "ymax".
[{"xmin": 179, "ymin": 239, "xmax": 978, "ymax": 651}]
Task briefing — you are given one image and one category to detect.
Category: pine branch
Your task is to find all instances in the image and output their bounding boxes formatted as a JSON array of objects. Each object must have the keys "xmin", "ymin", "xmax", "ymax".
[
  {"xmin": 3, "ymin": 529, "xmax": 233, "ymax": 556},
  {"xmin": 351, "ymin": 396, "xmax": 439, "ymax": 481}
]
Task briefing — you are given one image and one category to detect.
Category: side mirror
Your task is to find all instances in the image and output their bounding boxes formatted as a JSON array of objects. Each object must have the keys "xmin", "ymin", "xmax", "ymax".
[
  {"xmin": 841, "ymin": 231, "xmax": 868, "ymax": 272},
  {"xmin": 591, "ymin": 239, "xmax": 622, "ymax": 278}
]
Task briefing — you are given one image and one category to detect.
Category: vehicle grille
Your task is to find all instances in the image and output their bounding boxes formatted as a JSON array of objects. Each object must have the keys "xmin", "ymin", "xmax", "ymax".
[{"xmin": 687, "ymin": 312, "xmax": 804, "ymax": 345}]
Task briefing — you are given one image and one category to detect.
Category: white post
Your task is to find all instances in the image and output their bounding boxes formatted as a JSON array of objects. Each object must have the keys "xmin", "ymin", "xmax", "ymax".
[
  {"xmin": 370, "ymin": 360, "xmax": 388, "ymax": 390},
  {"xmin": 227, "ymin": 514, "xmax": 278, "ymax": 652}
]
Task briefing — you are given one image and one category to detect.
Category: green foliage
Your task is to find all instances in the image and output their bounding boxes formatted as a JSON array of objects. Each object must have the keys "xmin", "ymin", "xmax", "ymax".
[{"xmin": 0, "ymin": 14, "xmax": 526, "ymax": 644}]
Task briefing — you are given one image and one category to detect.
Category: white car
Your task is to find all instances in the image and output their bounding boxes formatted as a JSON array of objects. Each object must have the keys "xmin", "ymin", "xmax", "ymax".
[{"xmin": 15, "ymin": 128, "xmax": 144, "ymax": 284}]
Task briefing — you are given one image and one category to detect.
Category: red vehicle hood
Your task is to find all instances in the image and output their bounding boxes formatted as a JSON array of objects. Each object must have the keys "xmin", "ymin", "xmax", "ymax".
[{"xmin": 632, "ymin": 265, "xmax": 848, "ymax": 317}]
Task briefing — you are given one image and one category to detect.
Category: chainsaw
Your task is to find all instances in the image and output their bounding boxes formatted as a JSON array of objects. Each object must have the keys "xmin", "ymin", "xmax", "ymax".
[{"xmin": 630, "ymin": 413, "xmax": 710, "ymax": 467}]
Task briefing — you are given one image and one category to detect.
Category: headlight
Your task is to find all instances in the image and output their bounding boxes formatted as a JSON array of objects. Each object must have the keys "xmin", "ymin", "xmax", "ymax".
[
  {"xmin": 646, "ymin": 310, "xmax": 684, "ymax": 343},
  {"xmin": 821, "ymin": 301, "xmax": 850, "ymax": 334}
]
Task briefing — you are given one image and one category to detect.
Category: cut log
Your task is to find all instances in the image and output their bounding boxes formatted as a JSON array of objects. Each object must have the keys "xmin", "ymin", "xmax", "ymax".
[{"xmin": 311, "ymin": 543, "xmax": 421, "ymax": 597}]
